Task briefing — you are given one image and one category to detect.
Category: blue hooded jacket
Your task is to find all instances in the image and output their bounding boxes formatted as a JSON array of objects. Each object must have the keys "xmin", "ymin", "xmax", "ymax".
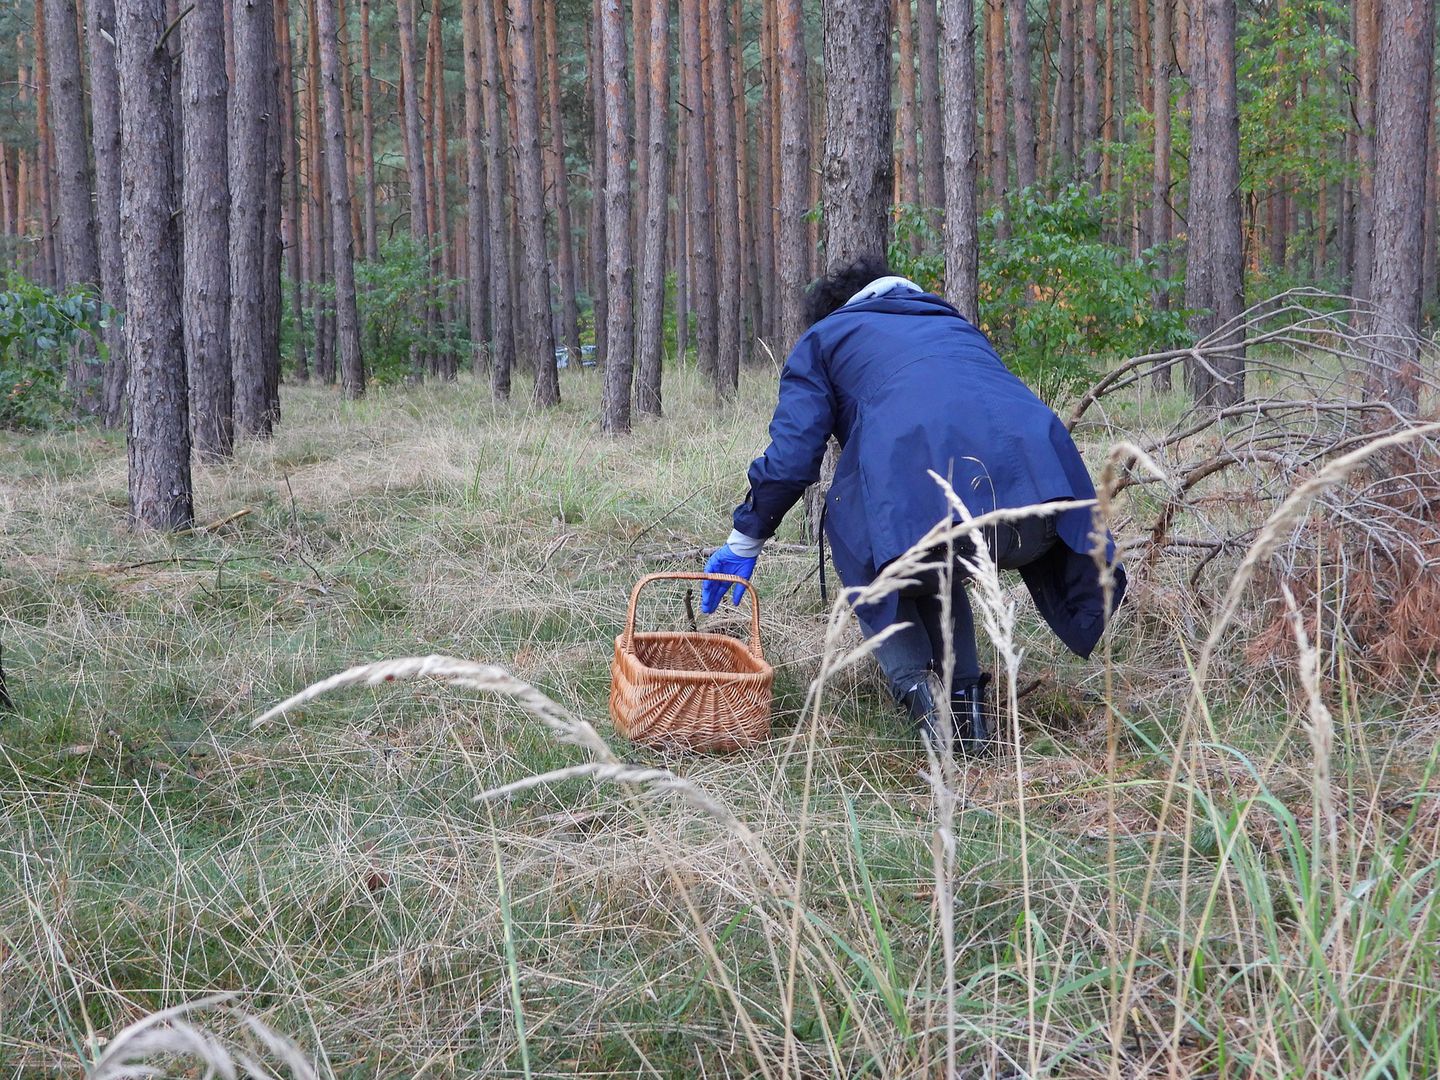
[{"xmin": 731, "ymin": 288, "xmax": 1125, "ymax": 657}]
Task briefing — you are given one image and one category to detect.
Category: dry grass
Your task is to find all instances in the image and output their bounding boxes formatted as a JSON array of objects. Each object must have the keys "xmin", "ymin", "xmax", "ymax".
[{"xmin": 3, "ymin": 359, "xmax": 1440, "ymax": 1078}]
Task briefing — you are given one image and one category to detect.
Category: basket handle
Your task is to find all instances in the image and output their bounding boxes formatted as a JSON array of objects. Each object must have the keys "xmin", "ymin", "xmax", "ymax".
[{"xmin": 623, "ymin": 572, "xmax": 764, "ymax": 659}]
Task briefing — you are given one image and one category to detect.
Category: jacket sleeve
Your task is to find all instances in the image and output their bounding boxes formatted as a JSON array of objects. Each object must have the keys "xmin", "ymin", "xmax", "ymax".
[{"xmin": 732, "ymin": 333, "xmax": 836, "ymax": 541}]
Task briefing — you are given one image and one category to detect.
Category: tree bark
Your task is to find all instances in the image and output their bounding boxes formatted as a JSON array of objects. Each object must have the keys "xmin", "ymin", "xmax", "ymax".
[
  {"xmin": 777, "ymin": 0, "xmax": 811, "ymax": 348},
  {"xmin": 587, "ymin": 0, "xmax": 608, "ymax": 371},
  {"xmin": 941, "ymin": 0, "xmax": 979, "ymax": 321},
  {"xmin": 682, "ymin": 0, "xmax": 719, "ymax": 376},
  {"xmin": 461, "ymin": 0, "xmax": 488, "ymax": 370},
  {"xmin": 984, "ymin": 0, "xmax": 1008, "ymax": 210},
  {"xmin": 316, "ymin": 0, "xmax": 366, "ymax": 398},
  {"xmin": 505, "ymin": 0, "xmax": 559, "ymax": 405},
  {"xmin": 1184, "ymin": 0, "xmax": 1245, "ymax": 406},
  {"xmin": 425, "ymin": 1, "xmax": 449, "ymax": 377},
  {"xmin": 306, "ymin": 1, "xmax": 335, "ymax": 384},
  {"xmin": 1101, "ymin": 0, "xmax": 1114, "ymax": 194},
  {"xmin": 1367, "ymin": 0, "xmax": 1435, "ymax": 413},
  {"xmin": 708, "ymin": 0, "xmax": 742, "ymax": 396},
  {"xmin": 231, "ymin": 0, "xmax": 277, "ymax": 437},
  {"xmin": 117, "ymin": 0, "xmax": 193, "ymax": 529},
  {"xmin": 396, "ymin": 0, "xmax": 431, "ymax": 379},
  {"xmin": 262, "ymin": 0, "xmax": 284, "ymax": 426},
  {"xmin": 85, "ymin": 0, "xmax": 128, "ymax": 426},
  {"xmin": 33, "ymin": 0, "xmax": 57, "ymax": 287},
  {"xmin": 1150, "ymin": 0, "xmax": 1172, "ymax": 386},
  {"xmin": 481, "ymin": 0, "xmax": 515, "ymax": 397},
  {"xmin": 1080, "ymin": 0, "xmax": 1100, "ymax": 190},
  {"xmin": 897, "ymin": 0, "xmax": 920, "ymax": 207},
  {"xmin": 360, "ymin": 0, "xmax": 378, "ymax": 260},
  {"xmin": 1351, "ymin": 0, "xmax": 1378, "ymax": 301},
  {"xmin": 916, "ymin": 0, "xmax": 945, "ymax": 212},
  {"xmin": 181, "ymin": 0, "xmax": 233, "ymax": 459},
  {"xmin": 599, "ymin": 0, "xmax": 633, "ymax": 433},
  {"xmin": 635, "ymin": 0, "xmax": 670, "ymax": 415},
  {"xmin": 1006, "ymin": 0, "xmax": 1037, "ymax": 189},
  {"xmin": 277, "ymin": 0, "xmax": 309, "ymax": 383},
  {"xmin": 44, "ymin": 0, "xmax": 101, "ymax": 408},
  {"xmin": 823, "ymin": 0, "xmax": 893, "ymax": 266},
  {"xmin": 542, "ymin": 0, "xmax": 582, "ymax": 373},
  {"xmin": 1054, "ymin": 0, "xmax": 1075, "ymax": 180}
]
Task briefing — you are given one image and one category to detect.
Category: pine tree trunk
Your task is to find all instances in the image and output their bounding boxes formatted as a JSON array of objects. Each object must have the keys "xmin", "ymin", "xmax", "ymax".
[
  {"xmin": 635, "ymin": 0, "xmax": 670, "ymax": 415},
  {"xmin": 306, "ymin": 4, "xmax": 335, "ymax": 384},
  {"xmin": 117, "ymin": 0, "xmax": 193, "ymax": 530},
  {"xmin": 984, "ymin": 0, "xmax": 1007, "ymax": 211},
  {"xmin": 897, "ymin": 0, "xmax": 920, "ymax": 208},
  {"xmin": 85, "ymin": 0, "xmax": 128, "ymax": 426},
  {"xmin": 482, "ymin": 0, "xmax": 515, "ymax": 397},
  {"xmin": 755, "ymin": 0, "xmax": 778, "ymax": 341},
  {"xmin": 1080, "ymin": 0, "xmax": 1100, "ymax": 190},
  {"xmin": 1054, "ymin": 0, "xmax": 1075, "ymax": 180},
  {"xmin": 262, "ymin": 0, "xmax": 284, "ymax": 426},
  {"xmin": 733, "ymin": 0, "xmax": 760, "ymax": 363},
  {"xmin": 777, "ymin": 0, "xmax": 811, "ymax": 348},
  {"xmin": 33, "ymin": 0, "xmax": 57, "ymax": 287},
  {"xmin": 632, "ymin": 0, "xmax": 650, "ymax": 299},
  {"xmin": 823, "ymin": 0, "xmax": 893, "ymax": 266},
  {"xmin": 231, "ymin": 0, "xmax": 277, "ymax": 437},
  {"xmin": 708, "ymin": 0, "xmax": 742, "ymax": 396},
  {"xmin": 941, "ymin": 0, "xmax": 979, "ymax": 321},
  {"xmin": 505, "ymin": 0, "xmax": 558, "ymax": 405},
  {"xmin": 1352, "ymin": 0, "xmax": 1378, "ymax": 301},
  {"xmin": 1184, "ymin": 0, "xmax": 1245, "ymax": 406},
  {"xmin": 461, "ymin": 0, "xmax": 488, "ymax": 371},
  {"xmin": 1150, "ymin": 0, "xmax": 1172, "ymax": 387},
  {"xmin": 360, "ymin": 0, "xmax": 378, "ymax": 259},
  {"xmin": 1101, "ymin": 0, "xmax": 1114, "ymax": 194},
  {"xmin": 181, "ymin": 0, "xmax": 233, "ymax": 458},
  {"xmin": 1367, "ymin": 0, "xmax": 1435, "ymax": 413},
  {"xmin": 277, "ymin": 0, "xmax": 309, "ymax": 383},
  {"xmin": 588, "ymin": 0, "xmax": 608, "ymax": 371},
  {"xmin": 682, "ymin": 0, "xmax": 719, "ymax": 376},
  {"xmin": 44, "ymin": 0, "xmax": 100, "ymax": 409},
  {"xmin": 599, "ymin": 0, "xmax": 633, "ymax": 433},
  {"xmin": 1006, "ymin": 0, "xmax": 1037, "ymax": 189},
  {"xmin": 542, "ymin": 2, "xmax": 581, "ymax": 371},
  {"xmin": 396, "ymin": 0, "xmax": 431, "ymax": 379},
  {"xmin": 916, "ymin": 0, "xmax": 944, "ymax": 214},
  {"xmin": 316, "ymin": 0, "xmax": 366, "ymax": 398},
  {"xmin": 426, "ymin": 3, "xmax": 449, "ymax": 378}
]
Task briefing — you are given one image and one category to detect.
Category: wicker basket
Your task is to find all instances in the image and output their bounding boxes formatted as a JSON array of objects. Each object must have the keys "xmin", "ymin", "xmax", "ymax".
[{"xmin": 610, "ymin": 572, "xmax": 774, "ymax": 752}]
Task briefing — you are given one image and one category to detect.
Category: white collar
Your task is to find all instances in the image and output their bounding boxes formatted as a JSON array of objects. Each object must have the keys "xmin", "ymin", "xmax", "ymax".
[{"xmin": 844, "ymin": 275, "xmax": 925, "ymax": 307}]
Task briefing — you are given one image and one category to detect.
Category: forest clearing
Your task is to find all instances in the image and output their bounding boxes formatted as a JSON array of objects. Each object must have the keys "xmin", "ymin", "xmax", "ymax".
[{"xmin": 4, "ymin": 0, "xmax": 1440, "ymax": 1074}]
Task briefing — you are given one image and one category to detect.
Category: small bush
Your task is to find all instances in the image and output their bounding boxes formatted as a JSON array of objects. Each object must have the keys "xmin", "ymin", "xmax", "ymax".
[{"xmin": 0, "ymin": 274, "xmax": 108, "ymax": 430}]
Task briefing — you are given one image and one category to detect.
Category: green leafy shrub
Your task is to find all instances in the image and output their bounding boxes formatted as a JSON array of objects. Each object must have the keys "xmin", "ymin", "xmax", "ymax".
[
  {"xmin": 891, "ymin": 187, "xmax": 1190, "ymax": 405},
  {"xmin": 0, "ymin": 274, "xmax": 107, "ymax": 430}
]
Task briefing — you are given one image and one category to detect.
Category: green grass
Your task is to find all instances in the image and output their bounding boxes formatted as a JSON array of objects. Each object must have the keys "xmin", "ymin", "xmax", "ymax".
[{"xmin": 2, "ymin": 367, "xmax": 1439, "ymax": 1078}]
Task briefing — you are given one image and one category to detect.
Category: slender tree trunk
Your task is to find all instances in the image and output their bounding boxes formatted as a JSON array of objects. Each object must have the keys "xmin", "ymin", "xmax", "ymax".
[
  {"xmin": 33, "ymin": 1, "xmax": 57, "ymax": 286},
  {"xmin": 897, "ymin": 0, "xmax": 920, "ymax": 208},
  {"xmin": 632, "ymin": 0, "xmax": 650, "ymax": 294},
  {"xmin": 262, "ymin": 0, "xmax": 284, "ymax": 425},
  {"xmin": 507, "ymin": 0, "xmax": 558, "ymax": 403},
  {"xmin": 755, "ymin": 0, "xmax": 778, "ymax": 340},
  {"xmin": 1184, "ymin": 0, "xmax": 1245, "ymax": 406},
  {"xmin": 542, "ymin": 0, "xmax": 581, "ymax": 373},
  {"xmin": 682, "ymin": 0, "xmax": 719, "ymax": 376},
  {"xmin": 823, "ymin": 0, "xmax": 893, "ymax": 266},
  {"xmin": 1101, "ymin": 0, "xmax": 1114, "ymax": 194},
  {"xmin": 461, "ymin": 0, "xmax": 488, "ymax": 371},
  {"xmin": 232, "ymin": 0, "xmax": 277, "ymax": 437},
  {"xmin": 916, "ymin": 0, "xmax": 944, "ymax": 213},
  {"xmin": 1150, "ymin": 0, "xmax": 1172, "ymax": 387},
  {"xmin": 635, "ymin": 0, "xmax": 670, "ymax": 415},
  {"xmin": 483, "ymin": 0, "xmax": 515, "ymax": 397},
  {"xmin": 1423, "ymin": 90, "xmax": 1438, "ymax": 307},
  {"xmin": 1054, "ymin": 0, "xmax": 1075, "ymax": 180},
  {"xmin": 316, "ymin": 0, "xmax": 366, "ymax": 398},
  {"xmin": 306, "ymin": 2, "xmax": 335, "ymax": 384},
  {"xmin": 278, "ymin": 0, "xmax": 309, "ymax": 383},
  {"xmin": 708, "ymin": 0, "xmax": 742, "ymax": 395},
  {"xmin": 777, "ymin": 0, "xmax": 811, "ymax": 347},
  {"xmin": 985, "ymin": 0, "xmax": 1008, "ymax": 212},
  {"xmin": 44, "ymin": 0, "xmax": 101, "ymax": 408},
  {"xmin": 733, "ymin": 0, "xmax": 760, "ymax": 363},
  {"xmin": 1080, "ymin": 0, "xmax": 1100, "ymax": 190},
  {"xmin": 426, "ymin": 1, "xmax": 449, "ymax": 377},
  {"xmin": 1006, "ymin": 0, "xmax": 1037, "ymax": 189},
  {"xmin": 599, "ymin": 0, "xmax": 633, "ymax": 433},
  {"xmin": 360, "ymin": 0, "xmax": 378, "ymax": 260},
  {"xmin": 676, "ymin": 132, "xmax": 690, "ymax": 360},
  {"xmin": 117, "ymin": 0, "xmax": 193, "ymax": 529},
  {"xmin": 396, "ymin": 0, "xmax": 431, "ymax": 378},
  {"xmin": 1368, "ymin": 0, "xmax": 1435, "ymax": 413},
  {"xmin": 85, "ymin": 0, "xmax": 128, "ymax": 425},
  {"xmin": 181, "ymin": 0, "xmax": 233, "ymax": 458},
  {"xmin": 941, "ymin": 0, "xmax": 979, "ymax": 321},
  {"xmin": 1352, "ymin": 0, "xmax": 1378, "ymax": 301},
  {"xmin": 588, "ymin": 0, "xmax": 607, "ymax": 371}
]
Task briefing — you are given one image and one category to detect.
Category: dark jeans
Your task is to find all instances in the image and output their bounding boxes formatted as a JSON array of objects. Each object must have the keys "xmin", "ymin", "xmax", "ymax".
[{"xmin": 869, "ymin": 513, "xmax": 1058, "ymax": 700}]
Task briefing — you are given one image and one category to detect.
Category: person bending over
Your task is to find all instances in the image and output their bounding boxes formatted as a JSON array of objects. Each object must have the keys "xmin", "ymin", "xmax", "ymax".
[{"xmin": 700, "ymin": 255, "xmax": 1126, "ymax": 755}]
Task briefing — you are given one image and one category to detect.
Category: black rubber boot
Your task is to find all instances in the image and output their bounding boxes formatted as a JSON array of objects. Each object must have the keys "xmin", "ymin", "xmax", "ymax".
[
  {"xmin": 950, "ymin": 673, "xmax": 995, "ymax": 757},
  {"xmin": 899, "ymin": 675, "xmax": 948, "ymax": 752}
]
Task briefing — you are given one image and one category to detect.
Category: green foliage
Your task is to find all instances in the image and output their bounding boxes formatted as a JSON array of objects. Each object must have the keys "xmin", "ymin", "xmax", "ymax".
[
  {"xmin": 0, "ymin": 275, "xmax": 107, "ymax": 431},
  {"xmin": 889, "ymin": 189, "xmax": 1190, "ymax": 405}
]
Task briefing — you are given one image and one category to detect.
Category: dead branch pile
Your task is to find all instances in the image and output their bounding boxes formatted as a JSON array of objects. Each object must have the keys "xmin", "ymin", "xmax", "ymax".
[{"xmin": 1072, "ymin": 289, "xmax": 1440, "ymax": 686}]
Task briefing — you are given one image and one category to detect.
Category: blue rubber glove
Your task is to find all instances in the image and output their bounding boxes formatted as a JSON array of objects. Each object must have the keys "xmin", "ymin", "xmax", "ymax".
[{"xmin": 701, "ymin": 545, "xmax": 758, "ymax": 613}]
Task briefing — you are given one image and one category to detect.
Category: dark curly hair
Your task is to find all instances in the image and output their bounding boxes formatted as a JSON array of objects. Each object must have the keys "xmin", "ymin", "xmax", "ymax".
[{"xmin": 802, "ymin": 254, "xmax": 893, "ymax": 327}]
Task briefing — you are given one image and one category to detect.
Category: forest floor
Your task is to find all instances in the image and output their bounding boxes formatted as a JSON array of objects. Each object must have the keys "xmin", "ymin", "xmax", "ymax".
[{"xmin": 3, "ymin": 367, "xmax": 1439, "ymax": 1078}]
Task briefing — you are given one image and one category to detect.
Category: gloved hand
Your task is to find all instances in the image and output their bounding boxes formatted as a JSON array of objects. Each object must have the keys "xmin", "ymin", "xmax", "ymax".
[{"xmin": 701, "ymin": 545, "xmax": 758, "ymax": 613}]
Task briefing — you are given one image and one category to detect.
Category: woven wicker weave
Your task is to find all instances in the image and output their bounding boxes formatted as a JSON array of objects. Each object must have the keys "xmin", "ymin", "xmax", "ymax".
[{"xmin": 609, "ymin": 572, "xmax": 774, "ymax": 752}]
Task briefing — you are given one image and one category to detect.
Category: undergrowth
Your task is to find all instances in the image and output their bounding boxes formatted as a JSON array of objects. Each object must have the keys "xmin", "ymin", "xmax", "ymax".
[{"xmin": 2, "ymin": 367, "xmax": 1438, "ymax": 1078}]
